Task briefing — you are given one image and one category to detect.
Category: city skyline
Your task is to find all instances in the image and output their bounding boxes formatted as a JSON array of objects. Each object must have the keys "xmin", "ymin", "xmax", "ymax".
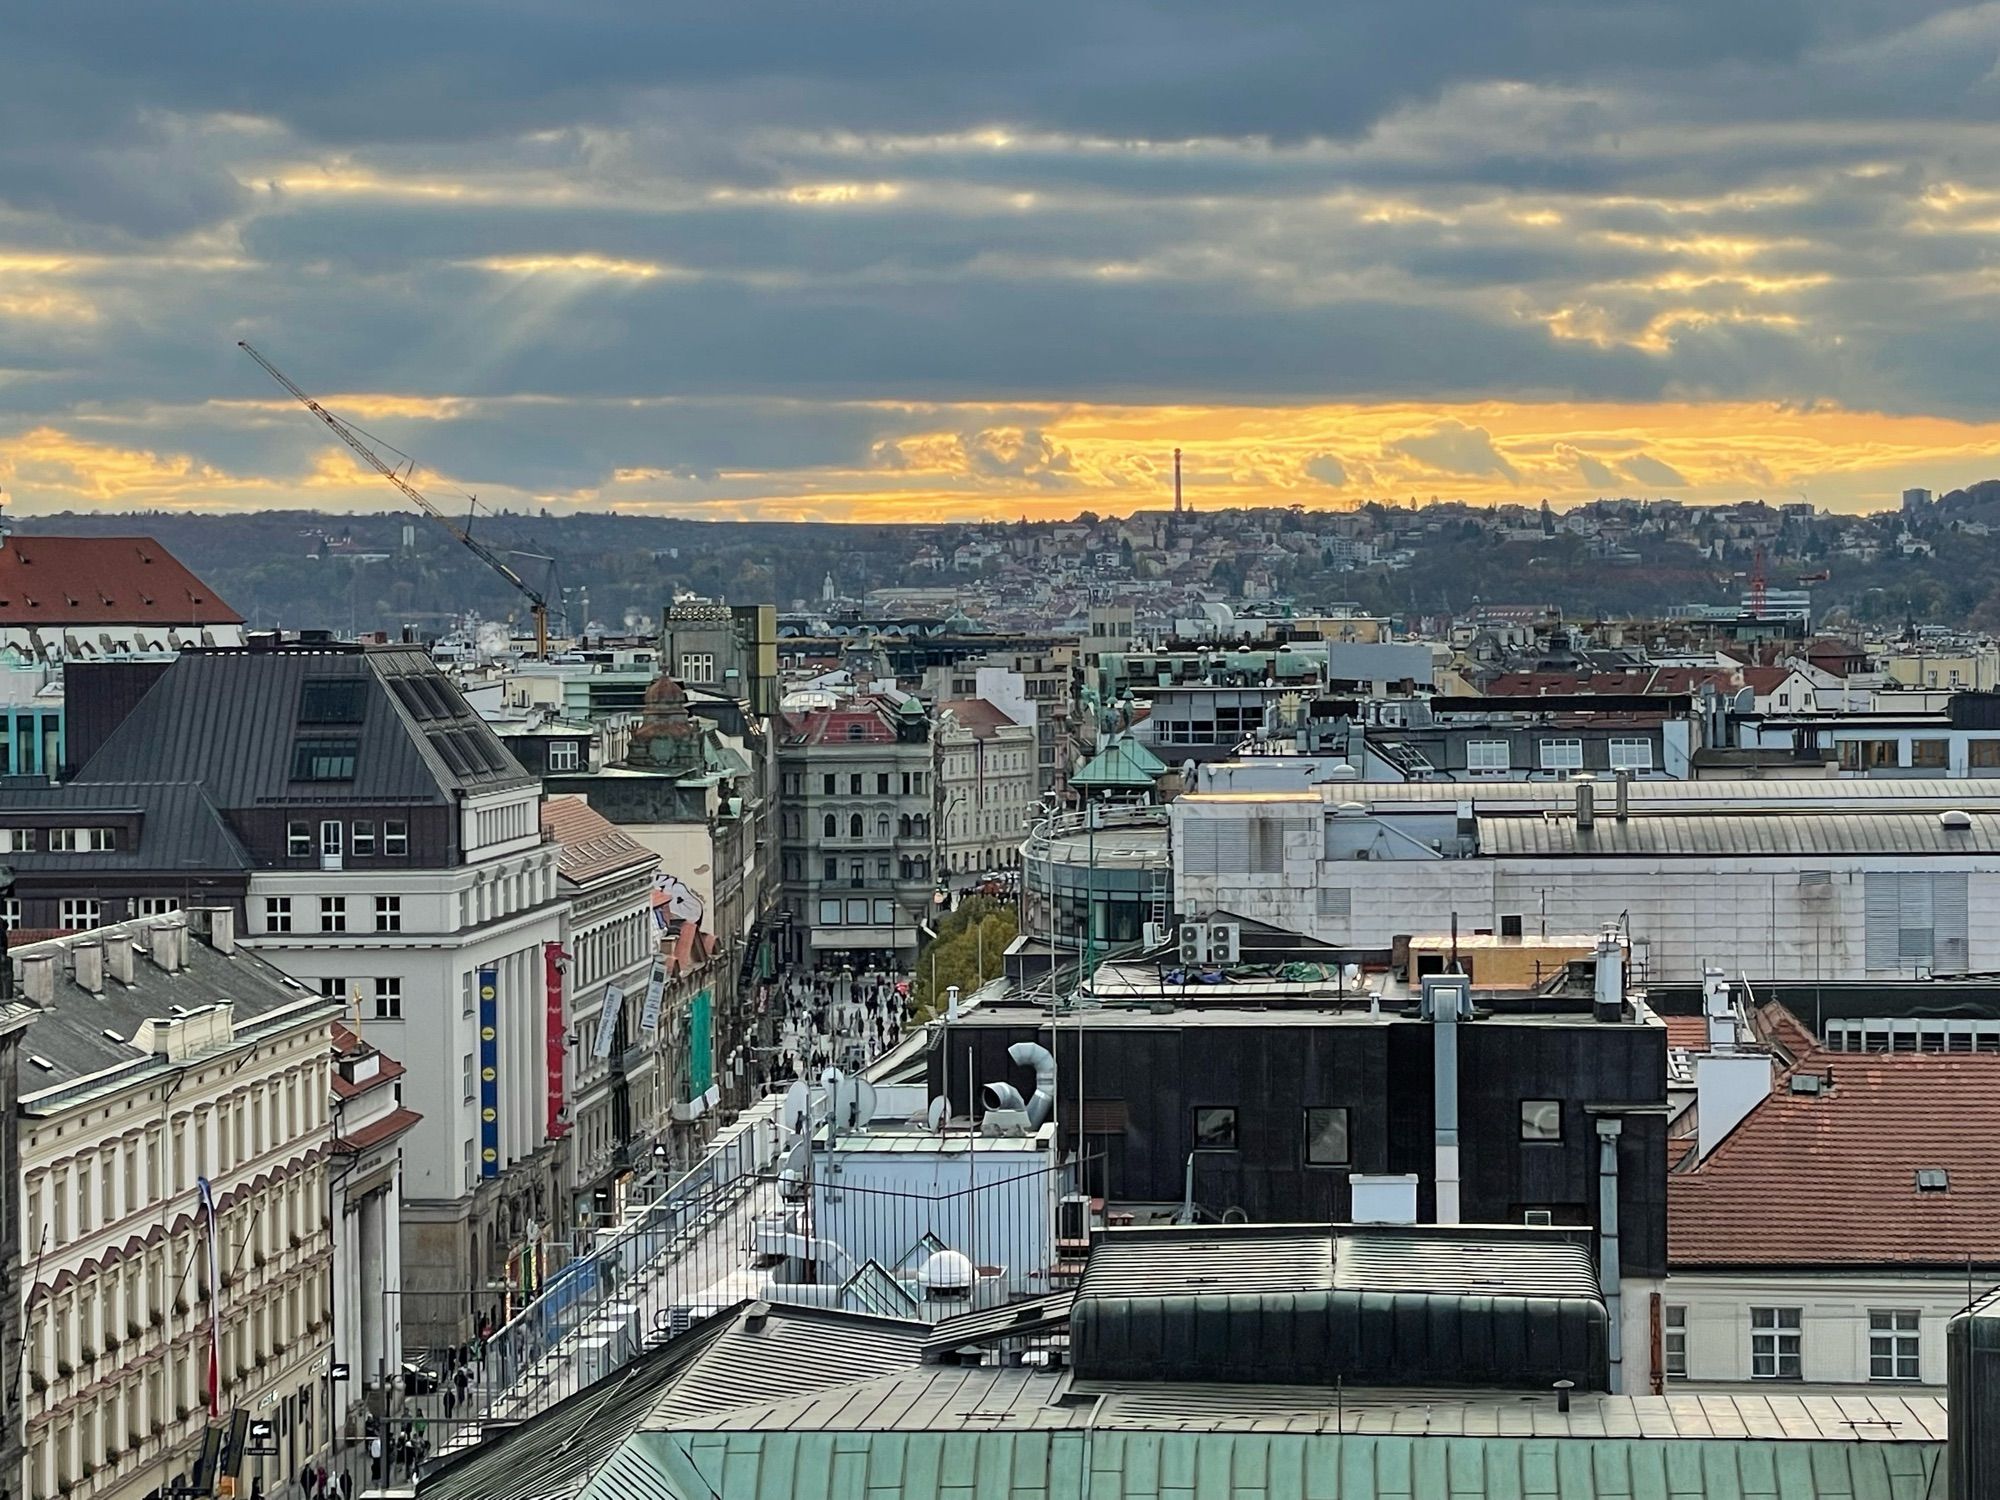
[{"xmin": 7, "ymin": 5, "xmax": 2000, "ymax": 518}]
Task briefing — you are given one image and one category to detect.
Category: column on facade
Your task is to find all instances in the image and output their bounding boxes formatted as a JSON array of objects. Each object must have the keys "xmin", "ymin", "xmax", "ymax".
[
  {"xmin": 335, "ymin": 1199, "xmax": 359, "ymax": 1392},
  {"xmin": 358, "ymin": 1192, "xmax": 385, "ymax": 1386},
  {"xmin": 381, "ymin": 1176, "xmax": 403, "ymax": 1375}
]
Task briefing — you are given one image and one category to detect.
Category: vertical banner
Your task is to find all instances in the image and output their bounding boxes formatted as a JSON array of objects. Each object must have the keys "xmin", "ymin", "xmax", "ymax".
[
  {"xmin": 688, "ymin": 987, "xmax": 714, "ymax": 1095},
  {"xmin": 544, "ymin": 943, "xmax": 568, "ymax": 1139},
  {"xmin": 478, "ymin": 965, "xmax": 500, "ymax": 1179},
  {"xmin": 639, "ymin": 955, "xmax": 666, "ymax": 1043},
  {"xmin": 197, "ymin": 1176, "xmax": 221, "ymax": 1417},
  {"xmin": 593, "ymin": 985, "xmax": 626, "ymax": 1059}
]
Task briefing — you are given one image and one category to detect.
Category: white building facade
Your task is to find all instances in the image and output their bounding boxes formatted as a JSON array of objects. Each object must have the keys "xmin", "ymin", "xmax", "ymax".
[{"xmin": 328, "ymin": 1022, "xmax": 419, "ymax": 1402}]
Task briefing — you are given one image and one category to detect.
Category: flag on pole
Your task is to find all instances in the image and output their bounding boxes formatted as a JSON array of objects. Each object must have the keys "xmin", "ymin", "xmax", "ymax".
[{"xmin": 197, "ymin": 1175, "xmax": 221, "ymax": 1417}]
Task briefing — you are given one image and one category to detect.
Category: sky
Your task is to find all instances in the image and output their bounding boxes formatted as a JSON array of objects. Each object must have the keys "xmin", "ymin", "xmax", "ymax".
[{"xmin": 6, "ymin": 3, "xmax": 2000, "ymax": 521}]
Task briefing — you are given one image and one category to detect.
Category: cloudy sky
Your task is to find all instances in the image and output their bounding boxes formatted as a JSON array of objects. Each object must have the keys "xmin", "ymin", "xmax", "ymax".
[{"xmin": 7, "ymin": 2, "xmax": 2000, "ymax": 519}]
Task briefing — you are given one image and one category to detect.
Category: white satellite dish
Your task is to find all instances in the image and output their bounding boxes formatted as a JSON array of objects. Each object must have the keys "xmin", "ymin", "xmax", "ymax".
[
  {"xmin": 782, "ymin": 1081, "xmax": 809, "ymax": 1140},
  {"xmin": 925, "ymin": 1096, "xmax": 949, "ymax": 1132},
  {"xmin": 821, "ymin": 1067, "xmax": 842, "ymax": 1091},
  {"xmin": 850, "ymin": 1079, "xmax": 878, "ymax": 1131}
]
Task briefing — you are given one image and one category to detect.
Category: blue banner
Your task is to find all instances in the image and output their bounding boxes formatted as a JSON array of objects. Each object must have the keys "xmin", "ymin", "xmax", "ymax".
[
  {"xmin": 689, "ymin": 987, "xmax": 713, "ymax": 1096},
  {"xmin": 478, "ymin": 966, "xmax": 500, "ymax": 1179}
]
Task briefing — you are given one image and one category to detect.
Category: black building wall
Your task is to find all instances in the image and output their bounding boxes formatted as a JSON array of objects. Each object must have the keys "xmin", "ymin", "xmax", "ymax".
[{"xmin": 931, "ymin": 1010, "xmax": 1666, "ymax": 1279}]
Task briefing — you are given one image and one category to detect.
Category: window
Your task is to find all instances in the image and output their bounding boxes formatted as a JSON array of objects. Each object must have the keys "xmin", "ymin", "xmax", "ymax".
[
  {"xmin": 1500, "ymin": 913, "xmax": 1524, "ymax": 938},
  {"xmin": 291, "ymin": 738, "xmax": 358, "ymax": 781},
  {"xmin": 1840, "ymin": 739, "xmax": 1899, "ymax": 770},
  {"xmin": 60, "ymin": 899, "xmax": 100, "ymax": 929},
  {"xmin": 461, "ymin": 970, "xmax": 475, "ymax": 1018},
  {"xmin": 1608, "ymin": 738, "xmax": 1654, "ymax": 772},
  {"xmin": 1193, "ymin": 1106, "xmax": 1238, "ymax": 1150},
  {"xmin": 846, "ymin": 897, "xmax": 870, "ymax": 923},
  {"xmin": 876, "ymin": 773, "xmax": 890, "ymax": 795},
  {"xmin": 299, "ymin": 677, "xmax": 367, "ymax": 724},
  {"xmin": 0, "ymin": 898, "xmax": 17, "ymax": 929},
  {"xmin": 678, "ymin": 653, "xmax": 714, "ymax": 681},
  {"xmin": 818, "ymin": 899, "xmax": 843, "ymax": 925},
  {"xmin": 1519, "ymin": 1099, "xmax": 1563, "ymax": 1141},
  {"xmin": 319, "ymin": 977, "xmax": 343, "ymax": 1000},
  {"xmin": 48, "ymin": 826, "xmax": 116, "ymax": 851},
  {"xmin": 287, "ymin": 822, "xmax": 311, "ymax": 857},
  {"xmin": 1869, "ymin": 1310, "xmax": 1920, "ymax": 1381},
  {"xmin": 320, "ymin": 820, "xmax": 343, "ymax": 861},
  {"xmin": 462, "ymin": 1053, "xmax": 475, "ymax": 1105},
  {"xmin": 876, "ymin": 813, "xmax": 891, "ymax": 840},
  {"xmin": 1303, "ymin": 1107, "xmax": 1349, "ymax": 1166},
  {"xmin": 4, "ymin": 827, "xmax": 35, "ymax": 852},
  {"xmin": 822, "ymin": 774, "xmax": 836, "ymax": 796},
  {"xmin": 547, "ymin": 741, "xmax": 580, "ymax": 773},
  {"xmin": 373, "ymin": 978, "xmax": 402, "ymax": 1020},
  {"xmin": 1970, "ymin": 740, "xmax": 2000, "ymax": 769},
  {"xmin": 1665, "ymin": 1306, "xmax": 1687, "ymax": 1378},
  {"xmin": 320, "ymin": 897, "xmax": 347, "ymax": 934},
  {"xmin": 822, "ymin": 857, "xmax": 839, "ymax": 881},
  {"xmin": 1911, "ymin": 739, "xmax": 1949, "ymax": 770},
  {"xmin": 383, "ymin": 821, "xmax": 408, "ymax": 856},
  {"xmin": 1466, "ymin": 740, "xmax": 1510, "ymax": 775},
  {"xmin": 1538, "ymin": 738, "xmax": 1584, "ymax": 772},
  {"xmin": 375, "ymin": 896, "xmax": 402, "ymax": 933},
  {"xmin": 265, "ymin": 898, "xmax": 292, "ymax": 934},
  {"xmin": 351, "ymin": 820, "xmax": 376, "ymax": 856},
  {"xmin": 1750, "ymin": 1307, "xmax": 1802, "ymax": 1379},
  {"xmin": 873, "ymin": 898, "xmax": 895, "ymax": 923},
  {"xmin": 136, "ymin": 897, "xmax": 180, "ymax": 916}
]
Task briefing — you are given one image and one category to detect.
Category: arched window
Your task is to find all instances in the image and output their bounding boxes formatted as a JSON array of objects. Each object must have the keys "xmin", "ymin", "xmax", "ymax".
[
  {"xmin": 876, "ymin": 813, "xmax": 891, "ymax": 840},
  {"xmin": 822, "ymin": 813, "xmax": 837, "ymax": 838},
  {"xmin": 913, "ymin": 814, "xmax": 929, "ymax": 838},
  {"xmin": 849, "ymin": 813, "xmax": 864, "ymax": 839},
  {"xmin": 898, "ymin": 815, "xmax": 912, "ymax": 839}
]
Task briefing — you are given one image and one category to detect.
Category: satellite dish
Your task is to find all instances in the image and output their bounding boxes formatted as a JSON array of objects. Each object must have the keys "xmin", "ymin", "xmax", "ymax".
[
  {"xmin": 851, "ymin": 1079, "xmax": 878, "ymax": 1131},
  {"xmin": 926, "ymin": 1096, "xmax": 949, "ymax": 1132},
  {"xmin": 821, "ymin": 1067, "xmax": 842, "ymax": 1091},
  {"xmin": 781, "ymin": 1138, "xmax": 808, "ymax": 1177},
  {"xmin": 782, "ymin": 1081, "xmax": 809, "ymax": 1139},
  {"xmin": 1181, "ymin": 759, "xmax": 1197, "ymax": 786}
]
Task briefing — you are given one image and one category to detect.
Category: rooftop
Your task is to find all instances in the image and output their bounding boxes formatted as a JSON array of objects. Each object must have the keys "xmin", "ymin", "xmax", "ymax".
[
  {"xmin": 542, "ymin": 794, "xmax": 657, "ymax": 886},
  {"xmin": 1670, "ymin": 1052, "xmax": 2000, "ymax": 1269},
  {"xmin": 0, "ymin": 535, "xmax": 241, "ymax": 627},
  {"xmin": 1476, "ymin": 809, "xmax": 2000, "ymax": 858}
]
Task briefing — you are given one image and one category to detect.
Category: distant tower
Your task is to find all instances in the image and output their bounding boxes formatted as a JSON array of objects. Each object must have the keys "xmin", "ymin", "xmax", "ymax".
[
  {"xmin": 1749, "ymin": 545, "xmax": 1767, "ymax": 620},
  {"xmin": 822, "ymin": 570, "xmax": 836, "ymax": 604},
  {"xmin": 1174, "ymin": 448, "xmax": 1183, "ymax": 514}
]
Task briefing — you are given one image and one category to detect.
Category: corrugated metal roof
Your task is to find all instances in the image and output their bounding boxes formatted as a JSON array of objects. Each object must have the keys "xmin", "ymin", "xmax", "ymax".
[
  {"xmin": 1078, "ymin": 1227, "xmax": 1333, "ymax": 1297},
  {"xmin": 1332, "ymin": 1228, "xmax": 1599, "ymax": 1300},
  {"xmin": 1476, "ymin": 810, "xmax": 2000, "ymax": 858},
  {"xmin": 924, "ymin": 1292, "xmax": 1075, "ymax": 1357},
  {"xmin": 0, "ymin": 780, "xmax": 249, "ymax": 872},
  {"xmin": 581, "ymin": 1427, "xmax": 1945, "ymax": 1500},
  {"xmin": 1187, "ymin": 777, "xmax": 2000, "ymax": 812},
  {"xmin": 647, "ymin": 1305, "xmax": 932, "ymax": 1424}
]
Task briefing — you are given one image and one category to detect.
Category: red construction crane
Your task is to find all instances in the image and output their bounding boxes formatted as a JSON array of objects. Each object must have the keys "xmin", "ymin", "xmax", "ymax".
[{"xmin": 239, "ymin": 341, "xmax": 550, "ymax": 656}]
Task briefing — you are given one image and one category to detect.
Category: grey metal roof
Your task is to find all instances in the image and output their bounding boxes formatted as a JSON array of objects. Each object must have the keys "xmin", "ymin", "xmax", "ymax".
[
  {"xmin": 14, "ymin": 923, "xmax": 330, "ymax": 1098},
  {"xmin": 0, "ymin": 780, "xmax": 250, "ymax": 872},
  {"xmin": 1186, "ymin": 777, "xmax": 2000, "ymax": 813},
  {"xmin": 420, "ymin": 1311, "xmax": 735, "ymax": 1500},
  {"xmin": 1079, "ymin": 1226, "xmax": 1333, "ymax": 1297},
  {"xmin": 923, "ymin": 1291, "xmax": 1073, "ymax": 1358},
  {"xmin": 646, "ymin": 1303, "xmax": 932, "ymax": 1425},
  {"xmin": 1331, "ymin": 1227, "xmax": 1599, "ymax": 1300},
  {"xmin": 1476, "ymin": 810, "xmax": 2000, "ymax": 858},
  {"xmin": 75, "ymin": 647, "xmax": 533, "ymax": 816}
]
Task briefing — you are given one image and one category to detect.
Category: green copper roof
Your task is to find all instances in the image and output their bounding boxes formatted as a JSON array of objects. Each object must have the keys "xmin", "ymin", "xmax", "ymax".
[
  {"xmin": 581, "ymin": 1430, "xmax": 1944, "ymax": 1500},
  {"xmin": 1071, "ymin": 734, "xmax": 1168, "ymax": 789}
]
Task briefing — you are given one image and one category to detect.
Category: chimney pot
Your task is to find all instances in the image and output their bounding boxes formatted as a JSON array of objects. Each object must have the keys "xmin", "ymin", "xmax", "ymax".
[
  {"xmin": 107, "ymin": 938, "xmax": 135, "ymax": 987},
  {"xmin": 19, "ymin": 952, "xmax": 55, "ymax": 1005},
  {"xmin": 197, "ymin": 906, "xmax": 236, "ymax": 956}
]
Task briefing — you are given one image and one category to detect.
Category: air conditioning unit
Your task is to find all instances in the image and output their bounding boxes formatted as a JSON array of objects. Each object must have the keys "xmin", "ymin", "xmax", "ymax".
[
  {"xmin": 1207, "ymin": 922, "xmax": 1240, "ymax": 964},
  {"xmin": 1523, "ymin": 1209, "xmax": 1554, "ymax": 1227},
  {"xmin": 1142, "ymin": 921, "xmax": 1170, "ymax": 951},
  {"xmin": 1177, "ymin": 923, "xmax": 1208, "ymax": 966}
]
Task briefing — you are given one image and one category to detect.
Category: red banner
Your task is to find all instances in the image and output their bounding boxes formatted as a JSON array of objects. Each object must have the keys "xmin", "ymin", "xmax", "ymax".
[{"xmin": 545, "ymin": 942, "xmax": 569, "ymax": 1138}]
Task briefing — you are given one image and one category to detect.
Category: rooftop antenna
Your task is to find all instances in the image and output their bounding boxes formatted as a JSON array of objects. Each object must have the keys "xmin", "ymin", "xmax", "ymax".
[{"xmin": 1174, "ymin": 448, "xmax": 1183, "ymax": 514}]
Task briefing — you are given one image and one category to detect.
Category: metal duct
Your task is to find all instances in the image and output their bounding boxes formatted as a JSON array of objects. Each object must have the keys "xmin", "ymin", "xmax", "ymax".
[
  {"xmin": 981, "ymin": 1081, "xmax": 1026, "ymax": 1112},
  {"xmin": 1596, "ymin": 1117, "xmax": 1625, "ymax": 1394},
  {"xmin": 1007, "ymin": 1041, "xmax": 1056, "ymax": 1127}
]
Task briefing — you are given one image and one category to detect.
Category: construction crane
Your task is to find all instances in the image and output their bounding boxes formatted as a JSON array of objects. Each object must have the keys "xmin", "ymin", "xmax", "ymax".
[{"xmin": 238, "ymin": 341, "xmax": 550, "ymax": 656}]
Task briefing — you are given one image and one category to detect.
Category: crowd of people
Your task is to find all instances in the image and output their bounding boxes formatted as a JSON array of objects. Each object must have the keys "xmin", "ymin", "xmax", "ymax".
[{"xmin": 772, "ymin": 966, "xmax": 909, "ymax": 1081}]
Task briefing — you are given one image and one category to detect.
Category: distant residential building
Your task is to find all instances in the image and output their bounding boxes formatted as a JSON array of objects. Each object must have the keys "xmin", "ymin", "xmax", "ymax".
[
  {"xmin": 1902, "ymin": 487, "xmax": 1933, "ymax": 514},
  {"xmin": 933, "ymin": 699, "xmax": 1037, "ymax": 880},
  {"xmin": 776, "ymin": 695, "xmax": 934, "ymax": 969},
  {"xmin": 14, "ymin": 916, "xmax": 336, "ymax": 1500}
]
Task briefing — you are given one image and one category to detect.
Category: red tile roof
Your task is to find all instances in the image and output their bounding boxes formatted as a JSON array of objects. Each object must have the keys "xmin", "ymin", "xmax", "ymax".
[
  {"xmin": 1661, "ymin": 1015, "xmax": 1708, "ymax": 1052},
  {"xmin": 938, "ymin": 698, "xmax": 1021, "ymax": 737},
  {"xmin": 333, "ymin": 1105, "xmax": 422, "ymax": 1155},
  {"xmin": 330, "ymin": 1020, "xmax": 408, "ymax": 1098},
  {"xmin": 1670, "ymin": 1054, "xmax": 2000, "ymax": 1268},
  {"xmin": 0, "ymin": 536, "xmax": 240, "ymax": 626},
  {"xmin": 784, "ymin": 698, "xmax": 905, "ymax": 746},
  {"xmin": 542, "ymin": 795, "xmax": 656, "ymax": 886}
]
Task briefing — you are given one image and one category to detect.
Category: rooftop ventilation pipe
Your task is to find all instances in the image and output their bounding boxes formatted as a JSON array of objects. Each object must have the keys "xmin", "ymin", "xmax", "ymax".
[
  {"xmin": 1574, "ymin": 774, "xmax": 1595, "ymax": 831},
  {"xmin": 1596, "ymin": 1117, "xmax": 1625, "ymax": 1394},
  {"xmin": 1421, "ymin": 974, "xmax": 1472, "ymax": 1225},
  {"xmin": 1614, "ymin": 769, "xmax": 1631, "ymax": 822},
  {"xmin": 1593, "ymin": 927, "xmax": 1624, "ymax": 1023},
  {"xmin": 1007, "ymin": 1041, "xmax": 1055, "ymax": 1127}
]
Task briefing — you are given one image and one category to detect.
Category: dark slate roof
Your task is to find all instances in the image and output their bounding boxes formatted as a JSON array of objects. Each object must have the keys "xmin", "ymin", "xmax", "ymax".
[
  {"xmin": 0, "ymin": 780, "xmax": 250, "ymax": 872},
  {"xmin": 74, "ymin": 646, "xmax": 534, "ymax": 810},
  {"xmin": 14, "ymin": 921, "xmax": 331, "ymax": 1098}
]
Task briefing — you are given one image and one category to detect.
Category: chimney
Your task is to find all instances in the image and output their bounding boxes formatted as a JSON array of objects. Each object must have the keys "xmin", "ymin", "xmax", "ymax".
[
  {"xmin": 1696, "ymin": 1049, "xmax": 1772, "ymax": 1160},
  {"xmin": 1574, "ymin": 774, "xmax": 1595, "ymax": 831},
  {"xmin": 1421, "ymin": 973, "xmax": 1471, "ymax": 1225},
  {"xmin": 1592, "ymin": 927, "xmax": 1624, "ymax": 1022},
  {"xmin": 107, "ymin": 937, "xmax": 135, "ymax": 987},
  {"xmin": 19, "ymin": 953, "xmax": 55, "ymax": 1005},
  {"xmin": 1614, "ymin": 768, "xmax": 1631, "ymax": 822},
  {"xmin": 72, "ymin": 940, "xmax": 104, "ymax": 995},
  {"xmin": 1702, "ymin": 965, "xmax": 1735, "ymax": 1050},
  {"xmin": 147, "ymin": 921, "xmax": 183, "ymax": 974},
  {"xmin": 196, "ymin": 906, "xmax": 236, "ymax": 956}
]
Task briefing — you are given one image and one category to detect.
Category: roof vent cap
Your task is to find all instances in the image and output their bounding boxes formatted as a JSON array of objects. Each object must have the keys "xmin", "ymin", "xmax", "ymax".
[
  {"xmin": 1916, "ymin": 1167, "xmax": 1950, "ymax": 1193},
  {"xmin": 1941, "ymin": 810, "xmax": 1973, "ymax": 830}
]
